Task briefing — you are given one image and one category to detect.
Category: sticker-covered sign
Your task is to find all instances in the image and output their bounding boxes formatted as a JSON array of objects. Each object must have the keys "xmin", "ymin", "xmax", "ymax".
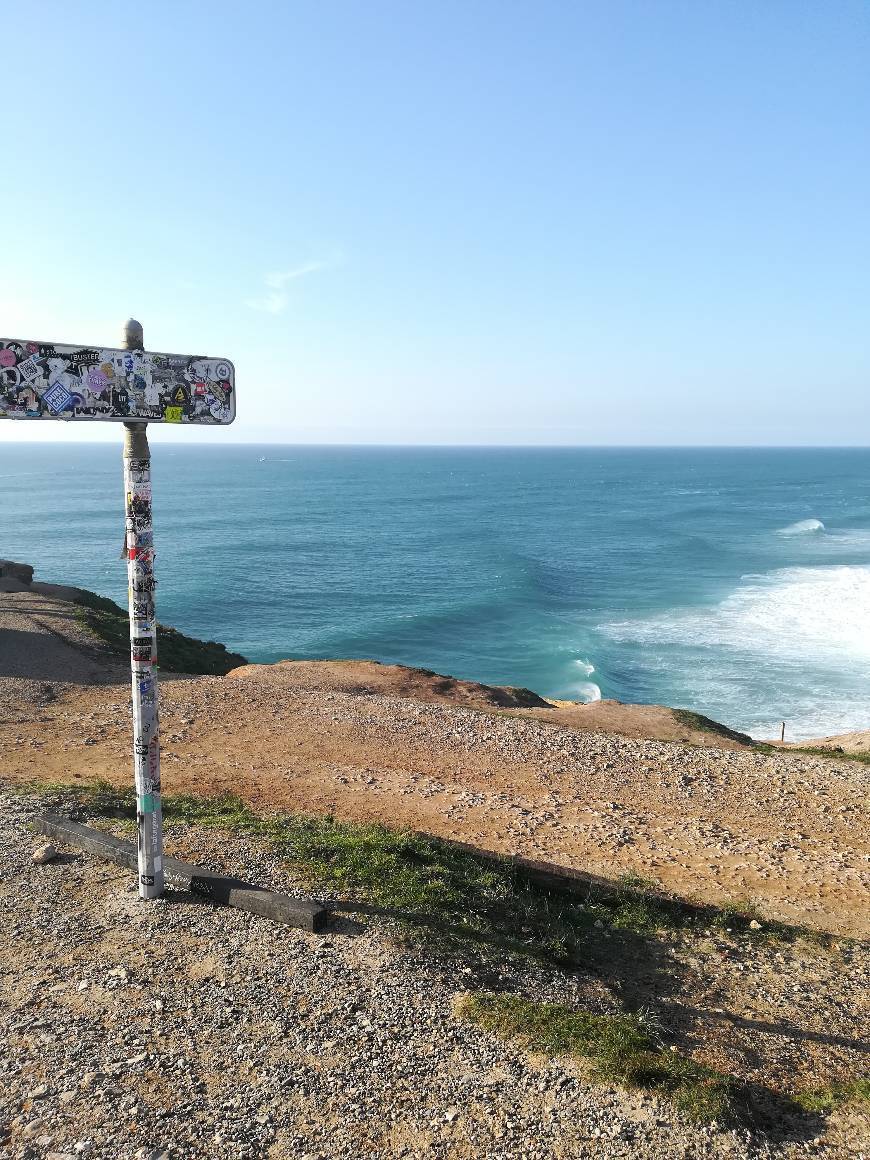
[{"xmin": 0, "ymin": 338, "xmax": 235, "ymax": 424}]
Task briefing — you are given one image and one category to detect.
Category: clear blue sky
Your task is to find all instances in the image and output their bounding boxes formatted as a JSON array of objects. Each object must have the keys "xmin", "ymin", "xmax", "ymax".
[{"xmin": 2, "ymin": 0, "xmax": 868, "ymax": 445}]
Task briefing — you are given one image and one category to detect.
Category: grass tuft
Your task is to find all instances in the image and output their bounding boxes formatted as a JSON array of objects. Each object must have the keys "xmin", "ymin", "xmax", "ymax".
[
  {"xmin": 672, "ymin": 709, "xmax": 754, "ymax": 746},
  {"xmin": 20, "ymin": 781, "xmax": 829, "ymax": 954},
  {"xmin": 794, "ymin": 1077, "xmax": 870, "ymax": 1114},
  {"xmin": 456, "ymin": 991, "xmax": 733, "ymax": 1122},
  {"xmin": 752, "ymin": 740, "xmax": 870, "ymax": 766}
]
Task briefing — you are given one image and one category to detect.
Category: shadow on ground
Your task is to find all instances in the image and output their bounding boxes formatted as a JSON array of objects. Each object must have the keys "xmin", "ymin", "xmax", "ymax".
[{"xmin": 25, "ymin": 784, "xmax": 861, "ymax": 1146}]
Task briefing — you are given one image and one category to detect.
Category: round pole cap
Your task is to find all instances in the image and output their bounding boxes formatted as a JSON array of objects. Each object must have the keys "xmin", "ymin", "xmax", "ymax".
[{"xmin": 124, "ymin": 318, "xmax": 144, "ymax": 350}]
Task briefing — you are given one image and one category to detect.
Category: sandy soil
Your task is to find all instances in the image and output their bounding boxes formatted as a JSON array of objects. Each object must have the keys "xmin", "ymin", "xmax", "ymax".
[
  {"xmin": 782, "ymin": 730, "xmax": 870, "ymax": 756},
  {"xmin": 1, "ymin": 590, "xmax": 867, "ymax": 939}
]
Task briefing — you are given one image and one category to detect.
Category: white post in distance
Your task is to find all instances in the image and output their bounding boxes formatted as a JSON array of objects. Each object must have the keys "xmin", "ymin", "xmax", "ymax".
[{"xmin": 122, "ymin": 318, "xmax": 164, "ymax": 899}]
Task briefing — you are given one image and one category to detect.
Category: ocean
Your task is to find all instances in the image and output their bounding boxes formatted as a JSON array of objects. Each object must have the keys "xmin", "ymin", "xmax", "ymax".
[{"xmin": 2, "ymin": 444, "xmax": 868, "ymax": 741}]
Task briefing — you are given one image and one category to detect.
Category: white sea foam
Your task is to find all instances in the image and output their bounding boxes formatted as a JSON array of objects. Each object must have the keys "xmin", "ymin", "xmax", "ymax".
[
  {"xmin": 602, "ymin": 565, "xmax": 870, "ymax": 738},
  {"xmin": 777, "ymin": 518, "xmax": 825, "ymax": 536},
  {"xmin": 606, "ymin": 566, "xmax": 870, "ymax": 662},
  {"xmin": 573, "ymin": 659, "xmax": 596, "ymax": 676},
  {"xmin": 574, "ymin": 681, "xmax": 602, "ymax": 703}
]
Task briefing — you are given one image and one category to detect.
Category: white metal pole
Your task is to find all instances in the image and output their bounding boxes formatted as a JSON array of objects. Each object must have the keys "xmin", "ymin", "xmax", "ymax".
[{"xmin": 122, "ymin": 318, "xmax": 164, "ymax": 899}]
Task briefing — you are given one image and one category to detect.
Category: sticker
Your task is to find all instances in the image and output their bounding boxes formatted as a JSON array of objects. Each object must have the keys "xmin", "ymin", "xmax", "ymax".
[
  {"xmin": 112, "ymin": 385, "xmax": 130, "ymax": 412},
  {"xmin": 129, "ymin": 494, "xmax": 151, "ymax": 517},
  {"xmin": 131, "ymin": 636, "xmax": 152, "ymax": 662},
  {"xmin": 132, "ymin": 598, "xmax": 154, "ymax": 621},
  {"xmin": 140, "ymin": 874, "xmax": 155, "ymax": 886},
  {"xmin": 1, "ymin": 338, "xmax": 234, "ymax": 424},
  {"xmin": 18, "ymin": 356, "xmax": 41, "ymax": 381},
  {"xmin": 42, "ymin": 383, "xmax": 74, "ymax": 413},
  {"xmin": 140, "ymin": 793, "xmax": 156, "ymax": 813},
  {"xmin": 70, "ymin": 348, "xmax": 100, "ymax": 365}
]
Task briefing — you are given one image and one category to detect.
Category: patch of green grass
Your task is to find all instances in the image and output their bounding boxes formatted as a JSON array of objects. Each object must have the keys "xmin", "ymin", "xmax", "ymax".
[
  {"xmin": 672, "ymin": 709, "xmax": 754, "ymax": 747},
  {"xmin": 673, "ymin": 710, "xmax": 869, "ymax": 765},
  {"xmin": 73, "ymin": 588, "xmax": 247, "ymax": 676},
  {"xmin": 754, "ymin": 741, "xmax": 870, "ymax": 766},
  {"xmin": 20, "ymin": 780, "xmax": 826, "ymax": 955},
  {"xmin": 456, "ymin": 991, "xmax": 732, "ymax": 1122},
  {"xmin": 794, "ymin": 1077, "xmax": 870, "ymax": 1114}
]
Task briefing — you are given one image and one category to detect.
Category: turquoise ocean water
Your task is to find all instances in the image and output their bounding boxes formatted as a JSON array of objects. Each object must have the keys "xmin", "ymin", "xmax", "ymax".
[{"xmin": 2, "ymin": 444, "xmax": 868, "ymax": 741}]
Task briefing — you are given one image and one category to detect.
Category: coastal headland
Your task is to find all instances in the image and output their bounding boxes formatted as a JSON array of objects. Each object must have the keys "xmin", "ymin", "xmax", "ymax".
[
  {"xmin": 0, "ymin": 563, "xmax": 866, "ymax": 938},
  {"xmin": 2, "ymin": 562, "xmax": 868, "ymax": 1157}
]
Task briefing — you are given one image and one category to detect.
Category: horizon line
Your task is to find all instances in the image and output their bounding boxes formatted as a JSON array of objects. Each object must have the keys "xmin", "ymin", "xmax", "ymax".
[{"xmin": 1, "ymin": 440, "xmax": 869, "ymax": 451}]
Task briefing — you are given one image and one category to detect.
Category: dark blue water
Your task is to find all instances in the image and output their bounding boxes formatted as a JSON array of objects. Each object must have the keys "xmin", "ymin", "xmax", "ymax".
[{"xmin": 2, "ymin": 444, "xmax": 869, "ymax": 740}]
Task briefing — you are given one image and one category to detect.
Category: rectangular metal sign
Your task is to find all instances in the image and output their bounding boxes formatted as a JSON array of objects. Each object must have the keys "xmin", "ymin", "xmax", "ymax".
[{"xmin": 0, "ymin": 338, "xmax": 235, "ymax": 424}]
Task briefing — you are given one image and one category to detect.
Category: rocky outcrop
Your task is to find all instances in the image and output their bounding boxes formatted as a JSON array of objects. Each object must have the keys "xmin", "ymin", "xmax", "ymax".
[
  {"xmin": 0, "ymin": 559, "xmax": 83, "ymax": 600},
  {"xmin": 227, "ymin": 657, "xmax": 552, "ymax": 711},
  {"xmin": 0, "ymin": 559, "xmax": 34, "ymax": 591}
]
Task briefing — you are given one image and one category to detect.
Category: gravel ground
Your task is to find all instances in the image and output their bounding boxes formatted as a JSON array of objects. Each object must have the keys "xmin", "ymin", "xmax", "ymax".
[
  {"xmin": 8, "ymin": 677, "xmax": 866, "ymax": 936},
  {"xmin": 2, "ymin": 791, "xmax": 866, "ymax": 1160}
]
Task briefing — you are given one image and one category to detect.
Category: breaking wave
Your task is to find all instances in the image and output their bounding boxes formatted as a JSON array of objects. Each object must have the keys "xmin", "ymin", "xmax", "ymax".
[
  {"xmin": 574, "ymin": 681, "xmax": 602, "ymax": 703},
  {"xmin": 605, "ymin": 565, "xmax": 870, "ymax": 664},
  {"xmin": 601, "ymin": 565, "xmax": 870, "ymax": 738},
  {"xmin": 777, "ymin": 518, "xmax": 825, "ymax": 536}
]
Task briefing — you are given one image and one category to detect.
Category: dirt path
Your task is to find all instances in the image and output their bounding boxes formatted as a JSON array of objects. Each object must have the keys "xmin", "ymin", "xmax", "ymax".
[
  {"xmin": 0, "ymin": 590, "xmax": 125, "ymax": 685},
  {"xmin": 2, "ymin": 589, "xmax": 869, "ymax": 1156}
]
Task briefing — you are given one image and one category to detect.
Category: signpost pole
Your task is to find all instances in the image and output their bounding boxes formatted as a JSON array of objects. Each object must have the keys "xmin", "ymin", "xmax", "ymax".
[
  {"xmin": 122, "ymin": 318, "xmax": 164, "ymax": 900},
  {"xmin": 1, "ymin": 323, "xmax": 234, "ymax": 902}
]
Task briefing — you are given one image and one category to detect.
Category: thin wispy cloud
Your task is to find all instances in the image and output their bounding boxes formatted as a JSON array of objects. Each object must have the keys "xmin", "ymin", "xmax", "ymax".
[{"xmin": 247, "ymin": 254, "xmax": 342, "ymax": 314}]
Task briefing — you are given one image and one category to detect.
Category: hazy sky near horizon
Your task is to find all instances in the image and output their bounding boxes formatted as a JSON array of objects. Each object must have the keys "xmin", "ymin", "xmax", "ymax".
[{"xmin": 2, "ymin": 0, "xmax": 868, "ymax": 446}]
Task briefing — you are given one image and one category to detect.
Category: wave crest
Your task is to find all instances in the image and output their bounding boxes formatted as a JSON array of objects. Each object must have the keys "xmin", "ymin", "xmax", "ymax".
[
  {"xmin": 777, "ymin": 518, "xmax": 825, "ymax": 536},
  {"xmin": 600, "ymin": 565, "xmax": 870, "ymax": 738},
  {"xmin": 574, "ymin": 681, "xmax": 602, "ymax": 703}
]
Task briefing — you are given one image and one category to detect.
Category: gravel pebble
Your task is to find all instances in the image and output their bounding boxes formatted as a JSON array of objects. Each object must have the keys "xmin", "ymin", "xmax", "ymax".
[{"xmin": 3, "ymin": 791, "xmax": 864, "ymax": 1158}]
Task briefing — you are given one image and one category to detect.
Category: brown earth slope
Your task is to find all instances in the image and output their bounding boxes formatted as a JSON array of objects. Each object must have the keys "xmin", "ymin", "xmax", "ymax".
[{"xmin": 1, "ymin": 587, "xmax": 867, "ymax": 938}]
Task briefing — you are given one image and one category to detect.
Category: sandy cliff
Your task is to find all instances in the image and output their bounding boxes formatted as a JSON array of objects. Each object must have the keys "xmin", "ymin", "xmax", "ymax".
[{"xmin": 0, "ymin": 565, "xmax": 867, "ymax": 938}]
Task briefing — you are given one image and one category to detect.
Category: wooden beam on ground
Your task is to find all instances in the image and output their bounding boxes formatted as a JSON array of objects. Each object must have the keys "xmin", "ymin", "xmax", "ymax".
[
  {"xmin": 36, "ymin": 813, "xmax": 328, "ymax": 933},
  {"xmin": 417, "ymin": 831, "xmax": 674, "ymax": 904}
]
